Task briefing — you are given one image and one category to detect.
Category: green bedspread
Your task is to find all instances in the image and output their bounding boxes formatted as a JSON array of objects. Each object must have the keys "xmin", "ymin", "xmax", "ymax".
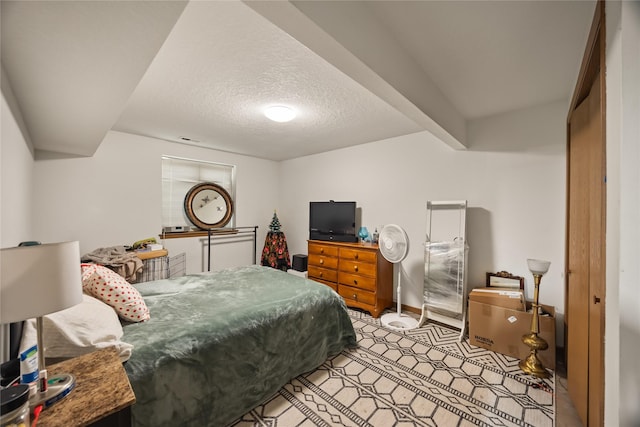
[{"xmin": 122, "ymin": 265, "xmax": 357, "ymax": 426}]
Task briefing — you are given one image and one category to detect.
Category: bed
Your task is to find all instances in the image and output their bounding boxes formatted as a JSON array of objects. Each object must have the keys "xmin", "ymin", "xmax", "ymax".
[
  {"xmin": 16, "ymin": 264, "xmax": 356, "ymax": 426},
  {"xmin": 121, "ymin": 265, "xmax": 357, "ymax": 426}
]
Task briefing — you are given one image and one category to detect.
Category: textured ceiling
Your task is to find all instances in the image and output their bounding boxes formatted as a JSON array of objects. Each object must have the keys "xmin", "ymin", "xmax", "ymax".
[
  {"xmin": 1, "ymin": 0, "xmax": 596, "ymax": 161},
  {"xmin": 278, "ymin": 0, "xmax": 594, "ymax": 138},
  {"xmin": 367, "ymin": 0, "xmax": 596, "ymax": 119},
  {"xmin": 0, "ymin": 0, "xmax": 188, "ymax": 157},
  {"xmin": 113, "ymin": 1, "xmax": 422, "ymax": 160}
]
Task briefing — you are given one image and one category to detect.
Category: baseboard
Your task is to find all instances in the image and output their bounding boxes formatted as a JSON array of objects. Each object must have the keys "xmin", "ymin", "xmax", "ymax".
[{"xmin": 400, "ymin": 303, "xmax": 422, "ymax": 315}]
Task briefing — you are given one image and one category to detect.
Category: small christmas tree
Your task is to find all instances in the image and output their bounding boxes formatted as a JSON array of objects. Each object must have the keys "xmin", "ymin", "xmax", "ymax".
[
  {"xmin": 262, "ymin": 210, "xmax": 291, "ymax": 271},
  {"xmin": 269, "ymin": 211, "xmax": 282, "ymax": 233}
]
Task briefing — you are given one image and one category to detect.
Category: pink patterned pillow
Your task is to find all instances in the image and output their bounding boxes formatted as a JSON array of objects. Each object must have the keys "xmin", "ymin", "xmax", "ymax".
[{"xmin": 80, "ymin": 263, "xmax": 150, "ymax": 322}]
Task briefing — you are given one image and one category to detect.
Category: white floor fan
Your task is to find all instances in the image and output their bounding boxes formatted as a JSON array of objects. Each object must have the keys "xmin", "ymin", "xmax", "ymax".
[{"xmin": 379, "ymin": 224, "xmax": 420, "ymax": 331}]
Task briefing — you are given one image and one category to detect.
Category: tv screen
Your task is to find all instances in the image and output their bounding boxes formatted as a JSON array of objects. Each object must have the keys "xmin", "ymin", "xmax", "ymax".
[{"xmin": 309, "ymin": 201, "xmax": 357, "ymax": 242}]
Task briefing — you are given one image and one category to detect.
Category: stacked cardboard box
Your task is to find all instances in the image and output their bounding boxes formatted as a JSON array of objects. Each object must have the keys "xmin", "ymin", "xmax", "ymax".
[
  {"xmin": 468, "ymin": 288, "xmax": 556, "ymax": 369},
  {"xmin": 467, "ymin": 288, "xmax": 526, "ymax": 311}
]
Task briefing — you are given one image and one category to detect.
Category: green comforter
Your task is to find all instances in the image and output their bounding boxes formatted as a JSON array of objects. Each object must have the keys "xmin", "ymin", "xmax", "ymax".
[{"xmin": 122, "ymin": 265, "xmax": 356, "ymax": 426}]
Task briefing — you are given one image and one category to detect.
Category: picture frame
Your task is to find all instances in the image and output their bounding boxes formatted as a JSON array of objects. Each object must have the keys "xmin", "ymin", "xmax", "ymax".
[{"xmin": 486, "ymin": 271, "xmax": 524, "ymax": 290}]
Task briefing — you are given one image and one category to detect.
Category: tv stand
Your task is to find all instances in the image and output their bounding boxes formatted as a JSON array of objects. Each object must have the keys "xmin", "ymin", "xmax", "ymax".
[{"xmin": 307, "ymin": 240, "xmax": 393, "ymax": 317}]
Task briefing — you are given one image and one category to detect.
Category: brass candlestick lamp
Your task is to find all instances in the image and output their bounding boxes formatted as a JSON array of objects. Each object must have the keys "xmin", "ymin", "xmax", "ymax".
[{"xmin": 519, "ymin": 258, "xmax": 551, "ymax": 378}]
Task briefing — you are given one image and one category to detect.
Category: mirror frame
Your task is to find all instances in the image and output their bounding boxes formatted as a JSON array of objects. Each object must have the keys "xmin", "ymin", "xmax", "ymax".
[
  {"xmin": 486, "ymin": 271, "xmax": 524, "ymax": 290},
  {"xmin": 183, "ymin": 182, "xmax": 234, "ymax": 230}
]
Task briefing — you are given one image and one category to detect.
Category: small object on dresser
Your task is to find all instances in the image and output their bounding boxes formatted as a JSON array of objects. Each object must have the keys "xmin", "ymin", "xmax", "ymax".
[{"xmin": 357, "ymin": 227, "xmax": 369, "ymax": 243}]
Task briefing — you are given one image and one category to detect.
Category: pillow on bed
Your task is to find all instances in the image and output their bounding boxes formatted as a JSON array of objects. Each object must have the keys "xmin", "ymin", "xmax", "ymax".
[
  {"xmin": 19, "ymin": 294, "xmax": 133, "ymax": 362},
  {"xmin": 81, "ymin": 263, "xmax": 150, "ymax": 322}
]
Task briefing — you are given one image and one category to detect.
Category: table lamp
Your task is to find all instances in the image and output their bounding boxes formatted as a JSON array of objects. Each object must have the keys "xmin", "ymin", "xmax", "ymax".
[
  {"xmin": 519, "ymin": 258, "xmax": 551, "ymax": 378},
  {"xmin": 0, "ymin": 241, "xmax": 83, "ymax": 407}
]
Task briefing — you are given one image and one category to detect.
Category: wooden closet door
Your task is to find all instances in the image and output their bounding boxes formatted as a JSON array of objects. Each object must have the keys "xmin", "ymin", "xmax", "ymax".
[
  {"xmin": 586, "ymin": 72, "xmax": 605, "ymax": 427},
  {"xmin": 566, "ymin": 3, "xmax": 605, "ymax": 424},
  {"xmin": 567, "ymin": 73, "xmax": 605, "ymax": 427},
  {"xmin": 567, "ymin": 94, "xmax": 591, "ymax": 425}
]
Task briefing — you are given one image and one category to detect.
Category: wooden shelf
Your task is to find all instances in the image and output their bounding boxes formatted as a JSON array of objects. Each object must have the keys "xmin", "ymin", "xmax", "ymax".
[
  {"xmin": 160, "ymin": 229, "xmax": 240, "ymax": 239},
  {"xmin": 157, "ymin": 226, "xmax": 259, "ymax": 269},
  {"xmin": 135, "ymin": 249, "xmax": 168, "ymax": 260}
]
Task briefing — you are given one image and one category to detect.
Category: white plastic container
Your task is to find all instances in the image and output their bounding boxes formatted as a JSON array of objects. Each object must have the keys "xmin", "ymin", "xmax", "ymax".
[{"xmin": 19, "ymin": 345, "xmax": 39, "ymax": 384}]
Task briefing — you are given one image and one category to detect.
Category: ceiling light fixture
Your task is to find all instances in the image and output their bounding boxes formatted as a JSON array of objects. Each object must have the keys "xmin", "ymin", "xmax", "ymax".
[{"xmin": 264, "ymin": 105, "xmax": 296, "ymax": 123}]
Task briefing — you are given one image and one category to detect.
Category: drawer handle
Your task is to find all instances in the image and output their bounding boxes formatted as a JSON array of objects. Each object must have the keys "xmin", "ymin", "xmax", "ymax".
[
  {"xmin": 353, "ymin": 279, "xmax": 358, "ymax": 285},
  {"xmin": 320, "ymin": 248, "xmax": 324, "ymax": 254},
  {"xmin": 354, "ymin": 265, "xmax": 358, "ymax": 272},
  {"xmin": 354, "ymin": 254, "xmax": 359, "ymax": 260},
  {"xmin": 320, "ymin": 259, "xmax": 324, "ymax": 264},
  {"xmin": 353, "ymin": 293, "xmax": 357, "ymax": 300},
  {"xmin": 319, "ymin": 272, "xmax": 323, "ymax": 277}
]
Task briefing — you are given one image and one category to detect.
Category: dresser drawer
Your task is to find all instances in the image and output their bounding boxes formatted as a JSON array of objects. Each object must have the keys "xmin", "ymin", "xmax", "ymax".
[
  {"xmin": 338, "ymin": 272, "xmax": 376, "ymax": 291},
  {"xmin": 338, "ymin": 285, "xmax": 376, "ymax": 306},
  {"xmin": 308, "ymin": 254, "xmax": 338, "ymax": 269},
  {"xmin": 338, "ymin": 260, "xmax": 376, "ymax": 277},
  {"xmin": 339, "ymin": 248, "xmax": 377, "ymax": 263},
  {"xmin": 308, "ymin": 266, "xmax": 338, "ymax": 283},
  {"xmin": 314, "ymin": 279, "xmax": 337, "ymax": 292},
  {"xmin": 309, "ymin": 243, "xmax": 339, "ymax": 257}
]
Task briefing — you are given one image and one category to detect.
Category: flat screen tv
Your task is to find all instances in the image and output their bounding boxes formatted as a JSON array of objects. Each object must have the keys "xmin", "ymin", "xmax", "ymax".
[{"xmin": 309, "ymin": 201, "xmax": 357, "ymax": 242}]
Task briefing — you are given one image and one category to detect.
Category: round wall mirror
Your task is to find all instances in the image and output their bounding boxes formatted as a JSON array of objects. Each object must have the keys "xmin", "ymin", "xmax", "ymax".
[{"xmin": 184, "ymin": 182, "xmax": 234, "ymax": 230}]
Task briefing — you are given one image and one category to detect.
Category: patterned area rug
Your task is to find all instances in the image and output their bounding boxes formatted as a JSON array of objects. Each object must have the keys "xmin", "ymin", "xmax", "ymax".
[{"xmin": 231, "ymin": 309, "xmax": 555, "ymax": 426}]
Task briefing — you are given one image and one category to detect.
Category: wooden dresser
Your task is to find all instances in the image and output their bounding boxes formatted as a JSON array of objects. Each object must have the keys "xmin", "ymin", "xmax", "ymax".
[{"xmin": 308, "ymin": 240, "xmax": 393, "ymax": 317}]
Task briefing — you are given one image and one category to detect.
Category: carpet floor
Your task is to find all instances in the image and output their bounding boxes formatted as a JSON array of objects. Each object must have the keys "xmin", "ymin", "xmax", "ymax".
[{"xmin": 230, "ymin": 309, "xmax": 555, "ymax": 427}]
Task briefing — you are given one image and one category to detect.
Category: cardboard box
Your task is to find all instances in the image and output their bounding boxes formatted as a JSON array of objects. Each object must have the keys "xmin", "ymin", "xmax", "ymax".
[
  {"xmin": 469, "ymin": 300, "xmax": 556, "ymax": 369},
  {"xmin": 469, "ymin": 288, "xmax": 526, "ymax": 311}
]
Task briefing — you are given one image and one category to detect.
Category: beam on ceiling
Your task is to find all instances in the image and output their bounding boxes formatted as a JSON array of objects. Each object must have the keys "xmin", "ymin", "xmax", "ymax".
[{"xmin": 245, "ymin": 0, "xmax": 467, "ymax": 150}]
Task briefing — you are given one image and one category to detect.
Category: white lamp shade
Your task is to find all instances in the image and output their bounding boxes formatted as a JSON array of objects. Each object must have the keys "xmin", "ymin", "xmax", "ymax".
[
  {"xmin": 527, "ymin": 258, "xmax": 551, "ymax": 276},
  {"xmin": 1, "ymin": 241, "xmax": 83, "ymax": 323}
]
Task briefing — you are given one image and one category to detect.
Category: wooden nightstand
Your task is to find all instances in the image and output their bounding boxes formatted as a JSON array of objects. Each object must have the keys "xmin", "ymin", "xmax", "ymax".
[{"xmin": 37, "ymin": 347, "xmax": 135, "ymax": 427}]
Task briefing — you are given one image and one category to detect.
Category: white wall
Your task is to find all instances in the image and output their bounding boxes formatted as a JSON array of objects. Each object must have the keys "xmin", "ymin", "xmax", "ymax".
[
  {"xmin": 1, "ymin": 84, "xmax": 36, "ymax": 362},
  {"xmin": 279, "ymin": 100, "xmax": 567, "ymax": 342},
  {"xmin": 1, "ymin": 89, "xmax": 34, "ymax": 247},
  {"xmin": 606, "ymin": 1, "xmax": 640, "ymax": 426},
  {"xmin": 30, "ymin": 131, "xmax": 280, "ymax": 274},
  {"xmin": 2, "ymin": 85, "xmax": 569, "ymax": 347}
]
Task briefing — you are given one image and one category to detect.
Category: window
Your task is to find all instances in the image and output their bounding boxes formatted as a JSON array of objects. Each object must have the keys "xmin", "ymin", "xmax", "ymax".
[{"xmin": 161, "ymin": 156, "xmax": 236, "ymax": 229}]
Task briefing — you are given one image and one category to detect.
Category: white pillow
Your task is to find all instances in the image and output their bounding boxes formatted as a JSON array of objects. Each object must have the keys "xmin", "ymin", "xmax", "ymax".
[{"xmin": 19, "ymin": 294, "xmax": 133, "ymax": 362}]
